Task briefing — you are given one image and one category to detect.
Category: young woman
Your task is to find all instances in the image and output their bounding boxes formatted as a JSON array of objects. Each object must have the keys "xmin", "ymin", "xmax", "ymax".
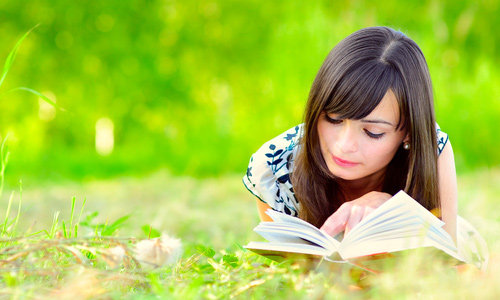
[{"xmin": 243, "ymin": 27, "xmax": 488, "ymax": 269}]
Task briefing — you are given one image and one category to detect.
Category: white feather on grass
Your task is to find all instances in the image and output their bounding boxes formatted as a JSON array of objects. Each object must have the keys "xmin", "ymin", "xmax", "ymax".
[{"xmin": 134, "ymin": 234, "xmax": 182, "ymax": 268}]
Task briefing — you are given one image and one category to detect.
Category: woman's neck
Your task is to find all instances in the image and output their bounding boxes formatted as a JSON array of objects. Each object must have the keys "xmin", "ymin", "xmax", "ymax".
[{"xmin": 340, "ymin": 168, "xmax": 387, "ymax": 201}]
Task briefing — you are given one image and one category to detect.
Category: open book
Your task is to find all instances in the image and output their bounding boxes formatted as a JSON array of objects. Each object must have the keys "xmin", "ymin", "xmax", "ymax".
[{"xmin": 245, "ymin": 191, "xmax": 463, "ymax": 271}]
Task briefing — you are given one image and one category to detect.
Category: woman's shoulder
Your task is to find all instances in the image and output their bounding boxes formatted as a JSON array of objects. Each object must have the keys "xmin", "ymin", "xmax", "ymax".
[
  {"xmin": 245, "ymin": 124, "xmax": 302, "ymax": 179},
  {"xmin": 242, "ymin": 124, "xmax": 303, "ymax": 216},
  {"xmin": 255, "ymin": 124, "xmax": 303, "ymax": 167}
]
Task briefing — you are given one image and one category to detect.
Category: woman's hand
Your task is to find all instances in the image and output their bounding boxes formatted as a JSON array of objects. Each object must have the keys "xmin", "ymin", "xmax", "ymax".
[{"xmin": 320, "ymin": 191, "xmax": 392, "ymax": 237}]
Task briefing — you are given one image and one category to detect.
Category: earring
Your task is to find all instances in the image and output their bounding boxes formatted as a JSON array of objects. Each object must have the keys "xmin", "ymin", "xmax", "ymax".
[{"xmin": 403, "ymin": 142, "xmax": 410, "ymax": 150}]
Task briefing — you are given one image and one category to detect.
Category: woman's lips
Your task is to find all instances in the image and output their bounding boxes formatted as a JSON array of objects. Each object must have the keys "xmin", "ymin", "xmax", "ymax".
[{"xmin": 332, "ymin": 155, "xmax": 359, "ymax": 168}]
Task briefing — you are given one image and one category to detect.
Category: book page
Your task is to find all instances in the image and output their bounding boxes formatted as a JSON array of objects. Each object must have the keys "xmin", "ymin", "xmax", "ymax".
[
  {"xmin": 344, "ymin": 193, "xmax": 443, "ymax": 244},
  {"xmin": 245, "ymin": 241, "xmax": 332, "ymax": 257},
  {"xmin": 263, "ymin": 210, "xmax": 340, "ymax": 250},
  {"xmin": 338, "ymin": 191, "xmax": 460, "ymax": 260},
  {"xmin": 254, "ymin": 224, "xmax": 335, "ymax": 250}
]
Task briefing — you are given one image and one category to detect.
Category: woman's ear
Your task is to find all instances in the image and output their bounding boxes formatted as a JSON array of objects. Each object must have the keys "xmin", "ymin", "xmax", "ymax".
[
  {"xmin": 402, "ymin": 133, "xmax": 411, "ymax": 150},
  {"xmin": 403, "ymin": 133, "xmax": 410, "ymax": 144}
]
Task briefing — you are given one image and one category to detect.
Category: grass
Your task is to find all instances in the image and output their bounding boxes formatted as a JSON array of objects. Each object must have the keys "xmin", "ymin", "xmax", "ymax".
[
  {"xmin": 0, "ymin": 25, "xmax": 62, "ymax": 111},
  {"xmin": 0, "ymin": 168, "xmax": 499, "ymax": 299}
]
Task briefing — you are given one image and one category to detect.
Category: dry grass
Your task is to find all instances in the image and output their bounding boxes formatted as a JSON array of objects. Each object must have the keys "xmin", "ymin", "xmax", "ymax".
[{"xmin": 0, "ymin": 168, "xmax": 498, "ymax": 299}]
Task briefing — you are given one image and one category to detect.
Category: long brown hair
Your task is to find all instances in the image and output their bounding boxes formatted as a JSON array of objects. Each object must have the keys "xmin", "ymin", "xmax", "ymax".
[{"xmin": 292, "ymin": 27, "xmax": 439, "ymax": 227}]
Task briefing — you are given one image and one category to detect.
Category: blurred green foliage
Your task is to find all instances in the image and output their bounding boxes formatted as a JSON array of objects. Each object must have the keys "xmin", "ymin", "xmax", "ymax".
[{"xmin": 0, "ymin": 0, "xmax": 499, "ymax": 182}]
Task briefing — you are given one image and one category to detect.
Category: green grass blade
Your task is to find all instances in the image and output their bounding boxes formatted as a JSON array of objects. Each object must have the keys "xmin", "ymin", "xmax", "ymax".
[
  {"xmin": 49, "ymin": 211, "xmax": 60, "ymax": 239},
  {"xmin": 2, "ymin": 192, "xmax": 14, "ymax": 237},
  {"xmin": 0, "ymin": 135, "xmax": 10, "ymax": 201},
  {"xmin": 69, "ymin": 196, "xmax": 76, "ymax": 238},
  {"xmin": 11, "ymin": 180, "xmax": 22, "ymax": 237},
  {"xmin": 94, "ymin": 222, "xmax": 100, "ymax": 237},
  {"xmin": 77, "ymin": 198, "xmax": 86, "ymax": 224},
  {"xmin": 101, "ymin": 215, "xmax": 129, "ymax": 236},
  {"xmin": 26, "ymin": 229, "xmax": 51, "ymax": 238},
  {"xmin": 62, "ymin": 220, "xmax": 67, "ymax": 238},
  {"xmin": 0, "ymin": 24, "xmax": 66, "ymax": 112},
  {"xmin": 74, "ymin": 197, "xmax": 86, "ymax": 238},
  {"xmin": 100, "ymin": 219, "xmax": 109, "ymax": 236},
  {"xmin": 0, "ymin": 87, "xmax": 66, "ymax": 111},
  {"xmin": 0, "ymin": 25, "xmax": 38, "ymax": 88}
]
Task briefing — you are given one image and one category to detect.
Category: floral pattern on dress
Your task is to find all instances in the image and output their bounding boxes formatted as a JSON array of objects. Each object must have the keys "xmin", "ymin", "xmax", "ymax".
[
  {"xmin": 437, "ymin": 125, "xmax": 449, "ymax": 155},
  {"xmin": 243, "ymin": 125, "xmax": 302, "ymax": 216}
]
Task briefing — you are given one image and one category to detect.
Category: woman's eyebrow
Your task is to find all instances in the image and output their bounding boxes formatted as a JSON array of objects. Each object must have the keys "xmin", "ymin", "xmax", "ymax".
[{"xmin": 361, "ymin": 119, "xmax": 394, "ymax": 126}]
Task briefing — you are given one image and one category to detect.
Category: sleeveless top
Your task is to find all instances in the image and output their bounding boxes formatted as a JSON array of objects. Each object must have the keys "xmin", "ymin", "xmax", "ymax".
[{"xmin": 243, "ymin": 124, "xmax": 489, "ymax": 271}]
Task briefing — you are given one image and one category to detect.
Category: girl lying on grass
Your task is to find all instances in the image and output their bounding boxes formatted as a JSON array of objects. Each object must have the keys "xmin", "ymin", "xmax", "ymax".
[{"xmin": 243, "ymin": 26, "xmax": 488, "ymax": 270}]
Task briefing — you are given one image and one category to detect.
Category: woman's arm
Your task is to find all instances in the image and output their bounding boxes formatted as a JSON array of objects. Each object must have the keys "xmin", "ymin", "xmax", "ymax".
[
  {"xmin": 255, "ymin": 199, "xmax": 274, "ymax": 222},
  {"xmin": 438, "ymin": 141, "xmax": 458, "ymax": 243}
]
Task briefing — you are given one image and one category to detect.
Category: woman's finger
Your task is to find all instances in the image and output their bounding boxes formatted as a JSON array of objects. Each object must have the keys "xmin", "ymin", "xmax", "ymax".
[
  {"xmin": 344, "ymin": 207, "xmax": 364, "ymax": 235},
  {"xmin": 320, "ymin": 203, "xmax": 350, "ymax": 237}
]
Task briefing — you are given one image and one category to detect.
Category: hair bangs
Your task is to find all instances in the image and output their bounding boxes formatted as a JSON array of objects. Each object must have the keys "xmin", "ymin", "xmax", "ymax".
[{"xmin": 323, "ymin": 60, "xmax": 402, "ymax": 123}]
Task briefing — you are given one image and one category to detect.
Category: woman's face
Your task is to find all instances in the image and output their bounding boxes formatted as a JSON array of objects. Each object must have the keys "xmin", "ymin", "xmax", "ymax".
[{"xmin": 317, "ymin": 89, "xmax": 407, "ymax": 182}]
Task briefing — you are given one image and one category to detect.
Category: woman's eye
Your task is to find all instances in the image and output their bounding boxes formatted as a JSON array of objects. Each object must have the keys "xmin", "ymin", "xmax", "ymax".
[
  {"xmin": 324, "ymin": 114, "xmax": 343, "ymax": 124},
  {"xmin": 364, "ymin": 129, "xmax": 385, "ymax": 139}
]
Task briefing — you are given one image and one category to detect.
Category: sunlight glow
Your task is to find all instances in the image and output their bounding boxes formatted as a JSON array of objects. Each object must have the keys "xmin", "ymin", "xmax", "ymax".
[
  {"xmin": 95, "ymin": 117, "xmax": 114, "ymax": 156},
  {"xmin": 38, "ymin": 92, "xmax": 56, "ymax": 122}
]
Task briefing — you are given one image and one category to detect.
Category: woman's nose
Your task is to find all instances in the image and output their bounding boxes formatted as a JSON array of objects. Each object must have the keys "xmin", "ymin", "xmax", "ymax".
[{"xmin": 336, "ymin": 122, "xmax": 358, "ymax": 153}]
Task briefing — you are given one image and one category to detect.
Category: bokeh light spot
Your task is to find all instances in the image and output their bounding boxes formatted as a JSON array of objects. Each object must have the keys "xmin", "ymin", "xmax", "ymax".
[
  {"xmin": 38, "ymin": 91, "xmax": 57, "ymax": 122},
  {"xmin": 95, "ymin": 117, "xmax": 115, "ymax": 156},
  {"xmin": 95, "ymin": 14, "xmax": 115, "ymax": 32}
]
